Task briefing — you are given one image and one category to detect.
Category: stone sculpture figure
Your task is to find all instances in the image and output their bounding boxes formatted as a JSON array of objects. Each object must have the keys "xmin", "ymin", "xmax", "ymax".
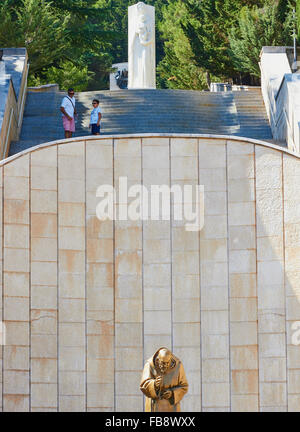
[
  {"xmin": 128, "ymin": 2, "xmax": 156, "ymax": 89},
  {"xmin": 140, "ymin": 347, "xmax": 188, "ymax": 412}
]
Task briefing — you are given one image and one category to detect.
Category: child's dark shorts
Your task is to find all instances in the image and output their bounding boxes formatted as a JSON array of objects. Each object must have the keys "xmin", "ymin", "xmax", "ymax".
[{"xmin": 91, "ymin": 124, "xmax": 100, "ymax": 134}]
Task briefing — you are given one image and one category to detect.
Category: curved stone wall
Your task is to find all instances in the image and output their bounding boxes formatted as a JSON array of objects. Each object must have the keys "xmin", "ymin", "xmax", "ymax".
[{"xmin": 0, "ymin": 135, "xmax": 299, "ymax": 412}]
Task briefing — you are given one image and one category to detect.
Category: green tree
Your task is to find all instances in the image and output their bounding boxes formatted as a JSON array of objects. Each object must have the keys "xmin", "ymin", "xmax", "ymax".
[{"xmin": 229, "ymin": 1, "xmax": 294, "ymax": 77}]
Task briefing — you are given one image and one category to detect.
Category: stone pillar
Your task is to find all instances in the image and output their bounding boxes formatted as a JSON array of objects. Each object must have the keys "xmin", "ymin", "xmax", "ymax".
[{"xmin": 128, "ymin": 2, "xmax": 156, "ymax": 89}]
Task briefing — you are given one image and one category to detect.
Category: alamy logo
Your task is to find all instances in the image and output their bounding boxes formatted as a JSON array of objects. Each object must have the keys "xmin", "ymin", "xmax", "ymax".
[{"xmin": 96, "ymin": 177, "xmax": 205, "ymax": 232}]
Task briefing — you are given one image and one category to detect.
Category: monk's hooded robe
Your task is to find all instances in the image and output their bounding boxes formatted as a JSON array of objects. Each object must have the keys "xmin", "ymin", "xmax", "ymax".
[{"xmin": 140, "ymin": 347, "xmax": 188, "ymax": 412}]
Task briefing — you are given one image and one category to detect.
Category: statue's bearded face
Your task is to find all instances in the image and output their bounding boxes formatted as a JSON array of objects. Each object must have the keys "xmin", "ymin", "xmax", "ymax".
[{"xmin": 157, "ymin": 351, "xmax": 171, "ymax": 374}]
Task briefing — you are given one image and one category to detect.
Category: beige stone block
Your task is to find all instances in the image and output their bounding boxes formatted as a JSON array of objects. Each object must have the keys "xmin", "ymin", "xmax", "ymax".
[
  {"xmin": 31, "ymin": 146, "xmax": 57, "ymax": 167},
  {"xmin": 202, "ymin": 359, "xmax": 229, "ymax": 383},
  {"xmin": 202, "ymin": 383, "xmax": 230, "ymax": 407},
  {"xmin": 60, "ymin": 323, "xmax": 85, "ymax": 347},
  {"xmin": 59, "ymin": 179, "xmax": 85, "ymax": 203},
  {"xmin": 87, "ymin": 285, "xmax": 114, "ymax": 311},
  {"xmin": 199, "ymin": 168, "xmax": 226, "ymax": 192},
  {"xmin": 202, "ymin": 310, "xmax": 228, "ymax": 334},
  {"xmin": 144, "ymin": 264, "xmax": 171, "ymax": 287},
  {"xmin": 258, "ymin": 309, "xmax": 285, "ymax": 334},
  {"xmin": 4, "ymin": 346, "xmax": 29, "ymax": 370},
  {"xmin": 143, "ymin": 167, "xmax": 169, "ymax": 185},
  {"xmin": 143, "ymin": 145, "xmax": 169, "ymax": 169},
  {"xmin": 284, "ymin": 200, "xmax": 300, "ymax": 224},
  {"xmin": 173, "ymin": 296, "xmax": 199, "ymax": 323},
  {"xmin": 3, "ymin": 395, "xmax": 29, "ymax": 412},
  {"xmin": 200, "ymin": 238, "xmax": 227, "ymax": 261},
  {"xmin": 201, "ymin": 215, "xmax": 227, "ymax": 239},
  {"xmin": 285, "ymin": 223, "xmax": 300, "ymax": 248},
  {"xmin": 144, "ymin": 239, "xmax": 170, "ymax": 264},
  {"xmin": 31, "ymin": 190, "xmax": 57, "ymax": 213},
  {"xmin": 31, "ymin": 285, "xmax": 57, "ymax": 309},
  {"xmin": 4, "ymin": 248, "xmax": 29, "ymax": 272},
  {"xmin": 288, "ymin": 395, "xmax": 300, "ymax": 412},
  {"xmin": 31, "ymin": 335, "xmax": 57, "ymax": 358},
  {"xmin": 31, "ymin": 237, "xmax": 57, "ymax": 262},
  {"xmin": 3, "ymin": 371, "xmax": 29, "ymax": 394},
  {"xmin": 4, "ymin": 272, "xmax": 29, "ymax": 297},
  {"xmin": 231, "ymin": 345, "xmax": 258, "ymax": 370},
  {"xmin": 60, "ymin": 371, "xmax": 85, "ymax": 395},
  {"xmin": 115, "ymin": 371, "xmax": 140, "ymax": 396},
  {"xmin": 286, "ymin": 271, "xmax": 300, "ymax": 296},
  {"xmin": 257, "ymin": 213, "xmax": 283, "ymax": 237},
  {"xmin": 31, "ymin": 165, "xmax": 57, "ymax": 190},
  {"xmin": 4, "ymin": 155, "xmax": 29, "ymax": 177},
  {"xmin": 116, "ymin": 251, "xmax": 142, "ymax": 276},
  {"xmin": 60, "ymin": 299, "xmax": 85, "ymax": 323},
  {"xmin": 227, "ymin": 141, "xmax": 254, "ymax": 156},
  {"xmin": 230, "ymin": 273, "xmax": 257, "ymax": 298},
  {"xmin": 4, "ymin": 176, "xmax": 29, "ymax": 200},
  {"xmin": 173, "ymin": 323, "xmax": 200, "ymax": 346},
  {"xmin": 229, "ymin": 250, "xmax": 256, "ymax": 274},
  {"xmin": 115, "ymin": 323, "xmax": 143, "ymax": 347},
  {"xmin": 31, "ymin": 383, "xmax": 57, "ymax": 408},
  {"xmin": 86, "ymin": 140, "xmax": 113, "ymax": 169},
  {"xmin": 115, "ymin": 157, "xmax": 141, "ymax": 178},
  {"xmin": 5, "ymin": 322, "xmax": 29, "ymax": 346},
  {"xmin": 228, "ymin": 202, "xmax": 255, "ymax": 226},
  {"xmin": 229, "ymin": 226, "xmax": 256, "ymax": 250},
  {"xmin": 231, "ymin": 395, "xmax": 258, "ymax": 412},
  {"xmin": 170, "ymin": 138, "xmax": 197, "ymax": 157},
  {"xmin": 58, "ymin": 141, "xmax": 84, "ymax": 156},
  {"xmin": 258, "ymin": 285, "xmax": 285, "ymax": 310},
  {"xmin": 31, "ymin": 359, "xmax": 57, "ymax": 383},
  {"xmin": 4, "ymin": 199, "xmax": 29, "ymax": 224},
  {"xmin": 59, "ymin": 272, "xmax": 85, "ymax": 298},
  {"xmin": 4, "ymin": 296, "xmax": 29, "ymax": 321},
  {"xmin": 143, "ymin": 221, "xmax": 170, "ymax": 240},
  {"xmin": 116, "ymin": 395, "xmax": 143, "ymax": 412},
  {"xmin": 203, "ymin": 191, "xmax": 227, "ymax": 216},
  {"xmin": 173, "ymin": 274, "xmax": 200, "ymax": 299},
  {"xmin": 32, "ymin": 261, "xmax": 57, "ymax": 285},
  {"xmin": 87, "ymin": 383, "xmax": 114, "ymax": 408},
  {"xmin": 59, "ymin": 395, "xmax": 85, "ymax": 412},
  {"xmin": 288, "ymin": 369, "xmax": 300, "ymax": 394},
  {"xmin": 232, "ymin": 370, "xmax": 258, "ymax": 394},
  {"xmin": 59, "ymin": 226, "xmax": 85, "ymax": 251},
  {"xmin": 114, "ymin": 138, "xmax": 141, "ymax": 157},
  {"xmin": 115, "ymin": 227, "xmax": 142, "ymax": 251},
  {"xmin": 257, "ymin": 261, "xmax": 284, "ymax": 286},
  {"xmin": 260, "ymin": 383, "xmax": 286, "ymax": 406},
  {"xmin": 116, "ymin": 347, "xmax": 143, "ymax": 371},
  {"xmin": 228, "ymin": 178, "xmax": 255, "ymax": 203},
  {"xmin": 198, "ymin": 139, "xmax": 226, "ymax": 168},
  {"xmin": 171, "ymin": 157, "xmax": 198, "ymax": 180},
  {"xmin": 144, "ymin": 335, "xmax": 172, "ymax": 360},
  {"xmin": 144, "ymin": 310, "xmax": 172, "ymax": 335},
  {"xmin": 257, "ymin": 236, "xmax": 284, "ymax": 262},
  {"xmin": 173, "ymin": 251, "xmax": 200, "ymax": 275},
  {"xmin": 231, "ymin": 322, "xmax": 257, "ymax": 346},
  {"xmin": 59, "ymin": 202, "xmax": 85, "ymax": 227},
  {"xmin": 144, "ymin": 287, "xmax": 171, "ymax": 311},
  {"xmin": 260, "ymin": 358, "xmax": 286, "ymax": 382},
  {"xmin": 286, "ymin": 247, "xmax": 300, "ymax": 273},
  {"xmin": 116, "ymin": 274, "xmax": 141, "ymax": 299},
  {"xmin": 201, "ymin": 286, "xmax": 228, "ymax": 311},
  {"xmin": 87, "ymin": 263, "xmax": 113, "ymax": 288},
  {"xmin": 115, "ymin": 298, "xmax": 142, "ymax": 323},
  {"xmin": 260, "ymin": 333, "xmax": 286, "ymax": 358},
  {"xmin": 87, "ymin": 318, "xmax": 114, "ymax": 336},
  {"xmin": 58, "ymin": 155, "xmax": 84, "ymax": 181},
  {"xmin": 59, "ymin": 347, "xmax": 85, "ymax": 371},
  {"xmin": 230, "ymin": 298, "xmax": 257, "ymax": 322},
  {"xmin": 31, "ymin": 213, "xmax": 57, "ymax": 238},
  {"xmin": 87, "ymin": 238, "xmax": 113, "ymax": 263},
  {"xmin": 87, "ymin": 335, "xmax": 114, "ymax": 359},
  {"xmin": 202, "ymin": 334, "xmax": 229, "ymax": 359},
  {"xmin": 288, "ymin": 345, "xmax": 300, "ymax": 369},
  {"xmin": 172, "ymin": 347, "xmax": 200, "ymax": 372},
  {"xmin": 186, "ymin": 371, "xmax": 201, "ymax": 395},
  {"xmin": 59, "ymin": 250, "xmax": 85, "ymax": 273},
  {"xmin": 201, "ymin": 262, "xmax": 228, "ymax": 287},
  {"xmin": 257, "ymin": 187, "xmax": 283, "ymax": 216},
  {"xmin": 228, "ymin": 154, "xmax": 254, "ymax": 179},
  {"xmin": 87, "ymin": 359, "xmax": 114, "ymax": 384},
  {"xmin": 31, "ymin": 309, "xmax": 57, "ymax": 335},
  {"xmin": 87, "ymin": 215, "xmax": 113, "ymax": 239},
  {"xmin": 4, "ymin": 224, "xmax": 29, "ymax": 249}
]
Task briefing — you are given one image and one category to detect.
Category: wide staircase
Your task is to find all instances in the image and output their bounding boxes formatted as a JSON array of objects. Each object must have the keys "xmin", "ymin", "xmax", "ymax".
[{"xmin": 9, "ymin": 87, "xmax": 274, "ymax": 156}]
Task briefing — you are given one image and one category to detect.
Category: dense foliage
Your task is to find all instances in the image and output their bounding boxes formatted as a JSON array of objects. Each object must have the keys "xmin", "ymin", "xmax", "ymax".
[{"xmin": 0, "ymin": 0, "xmax": 298, "ymax": 90}]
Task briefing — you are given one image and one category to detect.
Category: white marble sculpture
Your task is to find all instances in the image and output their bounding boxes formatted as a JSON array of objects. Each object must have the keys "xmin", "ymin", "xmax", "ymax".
[{"xmin": 128, "ymin": 2, "xmax": 156, "ymax": 89}]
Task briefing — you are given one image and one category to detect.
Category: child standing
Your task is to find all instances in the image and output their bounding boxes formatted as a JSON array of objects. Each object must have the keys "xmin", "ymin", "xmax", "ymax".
[{"xmin": 90, "ymin": 99, "xmax": 102, "ymax": 135}]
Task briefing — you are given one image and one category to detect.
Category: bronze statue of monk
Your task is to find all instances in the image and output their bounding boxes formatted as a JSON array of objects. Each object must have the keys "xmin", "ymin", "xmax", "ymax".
[{"xmin": 140, "ymin": 347, "xmax": 188, "ymax": 412}]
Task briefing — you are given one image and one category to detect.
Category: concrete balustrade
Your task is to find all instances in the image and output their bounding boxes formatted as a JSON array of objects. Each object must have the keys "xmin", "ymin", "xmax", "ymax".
[{"xmin": 0, "ymin": 134, "xmax": 299, "ymax": 412}]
